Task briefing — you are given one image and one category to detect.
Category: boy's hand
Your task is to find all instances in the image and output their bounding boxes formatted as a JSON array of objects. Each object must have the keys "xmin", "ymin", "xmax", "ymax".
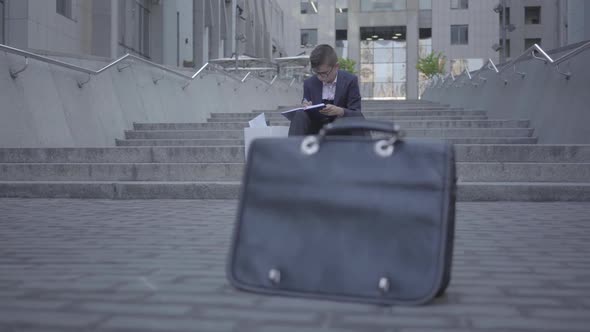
[{"xmin": 320, "ymin": 104, "xmax": 344, "ymax": 117}]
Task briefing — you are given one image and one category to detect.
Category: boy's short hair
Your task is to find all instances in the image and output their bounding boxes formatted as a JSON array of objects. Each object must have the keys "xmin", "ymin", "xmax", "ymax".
[{"xmin": 309, "ymin": 44, "xmax": 338, "ymax": 69}]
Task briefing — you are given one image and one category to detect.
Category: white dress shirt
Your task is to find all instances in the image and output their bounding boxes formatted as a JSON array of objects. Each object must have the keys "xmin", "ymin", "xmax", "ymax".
[{"xmin": 322, "ymin": 74, "xmax": 337, "ymax": 101}]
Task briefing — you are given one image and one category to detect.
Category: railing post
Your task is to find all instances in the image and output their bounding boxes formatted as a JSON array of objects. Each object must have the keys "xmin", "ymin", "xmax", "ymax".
[{"xmin": 9, "ymin": 58, "xmax": 29, "ymax": 79}]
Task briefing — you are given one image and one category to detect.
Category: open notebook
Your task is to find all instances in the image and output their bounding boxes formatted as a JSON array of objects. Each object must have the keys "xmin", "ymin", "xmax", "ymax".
[{"xmin": 281, "ymin": 104, "xmax": 330, "ymax": 121}]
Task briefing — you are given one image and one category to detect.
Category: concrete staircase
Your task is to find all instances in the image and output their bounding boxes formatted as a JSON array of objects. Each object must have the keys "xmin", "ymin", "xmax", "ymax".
[{"xmin": 1, "ymin": 100, "xmax": 589, "ymax": 201}]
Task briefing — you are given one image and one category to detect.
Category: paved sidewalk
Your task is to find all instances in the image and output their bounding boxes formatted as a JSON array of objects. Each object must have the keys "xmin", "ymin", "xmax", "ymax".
[{"xmin": 0, "ymin": 199, "xmax": 589, "ymax": 332}]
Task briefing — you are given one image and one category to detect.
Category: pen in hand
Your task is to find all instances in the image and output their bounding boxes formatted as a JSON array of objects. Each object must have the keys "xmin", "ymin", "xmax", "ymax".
[{"xmin": 301, "ymin": 98, "xmax": 312, "ymax": 109}]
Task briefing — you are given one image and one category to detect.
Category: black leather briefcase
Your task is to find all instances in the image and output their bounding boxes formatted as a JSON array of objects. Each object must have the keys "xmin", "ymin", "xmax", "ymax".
[{"xmin": 227, "ymin": 119, "xmax": 456, "ymax": 305}]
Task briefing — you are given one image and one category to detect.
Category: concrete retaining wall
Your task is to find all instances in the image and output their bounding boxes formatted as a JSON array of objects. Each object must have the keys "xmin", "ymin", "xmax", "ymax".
[
  {"xmin": 0, "ymin": 51, "xmax": 302, "ymax": 147},
  {"xmin": 422, "ymin": 43, "xmax": 590, "ymax": 144}
]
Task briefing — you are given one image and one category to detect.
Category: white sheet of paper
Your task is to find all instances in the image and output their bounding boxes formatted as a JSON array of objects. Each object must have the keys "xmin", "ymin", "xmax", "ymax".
[
  {"xmin": 244, "ymin": 126, "xmax": 289, "ymax": 159},
  {"xmin": 248, "ymin": 113, "xmax": 267, "ymax": 128}
]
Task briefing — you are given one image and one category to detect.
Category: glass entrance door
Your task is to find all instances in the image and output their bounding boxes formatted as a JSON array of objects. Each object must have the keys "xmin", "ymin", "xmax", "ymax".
[{"xmin": 359, "ymin": 26, "xmax": 407, "ymax": 99}]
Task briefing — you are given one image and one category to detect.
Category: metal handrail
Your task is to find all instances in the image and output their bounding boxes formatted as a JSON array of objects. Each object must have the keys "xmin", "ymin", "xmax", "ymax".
[
  {"xmin": 499, "ymin": 44, "xmax": 553, "ymax": 74},
  {"xmin": 485, "ymin": 58, "xmax": 499, "ymax": 73},
  {"xmin": 428, "ymin": 41, "xmax": 590, "ymax": 90},
  {"xmin": 554, "ymin": 40, "xmax": 590, "ymax": 65},
  {"xmin": 241, "ymin": 72, "xmax": 251, "ymax": 83},
  {"xmin": 0, "ymin": 43, "xmax": 293, "ymax": 89},
  {"xmin": 465, "ymin": 69, "xmax": 472, "ymax": 80}
]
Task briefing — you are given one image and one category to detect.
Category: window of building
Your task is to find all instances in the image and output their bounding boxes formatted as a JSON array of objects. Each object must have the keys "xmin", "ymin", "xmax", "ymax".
[
  {"xmin": 301, "ymin": 0, "xmax": 318, "ymax": 14},
  {"xmin": 138, "ymin": 2, "xmax": 150, "ymax": 57},
  {"xmin": 451, "ymin": 0, "xmax": 468, "ymax": 10},
  {"xmin": 451, "ymin": 25, "xmax": 468, "ymax": 45},
  {"xmin": 359, "ymin": 26, "xmax": 407, "ymax": 99},
  {"xmin": 499, "ymin": 7, "xmax": 510, "ymax": 25},
  {"xmin": 418, "ymin": 28, "xmax": 433, "ymax": 97},
  {"xmin": 504, "ymin": 39, "xmax": 511, "ymax": 57},
  {"xmin": 56, "ymin": 0, "xmax": 73, "ymax": 19},
  {"xmin": 525, "ymin": 6, "xmax": 541, "ymax": 24},
  {"xmin": 336, "ymin": 30, "xmax": 348, "ymax": 41},
  {"xmin": 419, "ymin": 0, "xmax": 432, "ymax": 10},
  {"xmin": 361, "ymin": 0, "xmax": 406, "ymax": 12},
  {"xmin": 118, "ymin": 0, "xmax": 151, "ymax": 59},
  {"xmin": 336, "ymin": 30, "xmax": 348, "ymax": 58},
  {"xmin": 525, "ymin": 38, "xmax": 541, "ymax": 49},
  {"xmin": 419, "ymin": 28, "xmax": 432, "ymax": 57},
  {"xmin": 301, "ymin": 29, "xmax": 318, "ymax": 48},
  {"xmin": 0, "ymin": 0, "xmax": 5, "ymax": 44}
]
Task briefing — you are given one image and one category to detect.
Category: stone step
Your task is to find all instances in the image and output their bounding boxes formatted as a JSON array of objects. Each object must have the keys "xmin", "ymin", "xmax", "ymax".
[
  {"xmin": 271, "ymin": 107, "xmax": 464, "ymax": 112},
  {"xmin": 134, "ymin": 122, "xmax": 249, "ymax": 130},
  {"xmin": 361, "ymin": 99, "xmax": 441, "ymax": 103},
  {"xmin": 458, "ymin": 182, "xmax": 590, "ymax": 201},
  {"xmin": 211, "ymin": 110, "xmax": 486, "ymax": 118},
  {"xmin": 362, "ymin": 106, "xmax": 459, "ymax": 110},
  {"xmin": 0, "ymin": 147, "xmax": 245, "ymax": 163},
  {"xmin": 4, "ymin": 145, "xmax": 588, "ymax": 164},
  {"xmin": 207, "ymin": 115, "xmax": 489, "ymax": 122},
  {"xmin": 281, "ymin": 102, "xmax": 451, "ymax": 107},
  {"xmin": 115, "ymin": 138, "xmax": 244, "ymax": 146},
  {"xmin": 457, "ymin": 163, "xmax": 590, "ymax": 182},
  {"xmin": 135, "ymin": 120, "xmax": 530, "ymax": 131},
  {"xmin": 124, "ymin": 130, "xmax": 245, "ymax": 140},
  {"xmin": 2, "ymin": 162, "xmax": 587, "ymax": 183},
  {"xmin": 454, "ymin": 144, "xmax": 590, "ymax": 162},
  {"xmin": 0, "ymin": 163, "xmax": 244, "ymax": 181},
  {"xmin": 114, "ymin": 137, "xmax": 538, "ymax": 146},
  {"xmin": 361, "ymin": 102, "xmax": 444, "ymax": 105},
  {"xmin": 1, "ymin": 181, "xmax": 588, "ymax": 201},
  {"xmin": 279, "ymin": 101, "xmax": 448, "ymax": 107},
  {"xmin": 275, "ymin": 107, "xmax": 447, "ymax": 111},
  {"xmin": 0, "ymin": 181, "xmax": 241, "ymax": 199},
  {"xmin": 124, "ymin": 128, "xmax": 534, "ymax": 139},
  {"xmin": 290, "ymin": 120, "xmax": 527, "ymax": 129}
]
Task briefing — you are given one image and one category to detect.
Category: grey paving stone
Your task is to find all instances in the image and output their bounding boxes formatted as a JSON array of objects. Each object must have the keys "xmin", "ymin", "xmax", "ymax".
[
  {"xmin": 78, "ymin": 302, "xmax": 192, "ymax": 316},
  {"xmin": 199, "ymin": 308, "xmax": 320, "ymax": 323},
  {"xmin": 35, "ymin": 291, "xmax": 149, "ymax": 302},
  {"xmin": 0, "ymin": 290, "xmax": 27, "ymax": 297},
  {"xmin": 336, "ymin": 314, "xmax": 456, "ymax": 328},
  {"xmin": 0, "ymin": 310, "xmax": 104, "ymax": 327},
  {"xmin": 254, "ymin": 327, "xmax": 366, "ymax": 332},
  {"xmin": 399, "ymin": 329, "xmax": 481, "ymax": 332},
  {"xmin": 0, "ymin": 299, "xmax": 69, "ymax": 310},
  {"xmin": 99, "ymin": 316, "xmax": 235, "ymax": 331},
  {"xmin": 528, "ymin": 308, "xmax": 590, "ymax": 319},
  {"xmin": 470, "ymin": 317, "xmax": 590, "ymax": 331},
  {"xmin": 390, "ymin": 304, "xmax": 520, "ymax": 316},
  {"xmin": 0, "ymin": 199, "xmax": 589, "ymax": 332},
  {"xmin": 146, "ymin": 293, "xmax": 259, "ymax": 307},
  {"xmin": 258, "ymin": 297, "xmax": 375, "ymax": 313}
]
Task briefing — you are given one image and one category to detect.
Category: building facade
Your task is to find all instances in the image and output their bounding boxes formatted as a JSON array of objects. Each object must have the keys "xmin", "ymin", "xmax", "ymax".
[
  {"xmin": 499, "ymin": 0, "xmax": 561, "ymax": 61},
  {"xmin": 193, "ymin": 0, "xmax": 296, "ymax": 66},
  {"xmin": 280, "ymin": 0, "xmax": 501, "ymax": 99},
  {"xmin": 563, "ymin": 0, "xmax": 590, "ymax": 46},
  {"xmin": 0, "ymin": 0, "xmax": 5, "ymax": 44},
  {"xmin": 280, "ymin": 0, "xmax": 590, "ymax": 100},
  {"xmin": 1, "ymin": 0, "xmax": 589, "ymax": 99},
  {"xmin": 0, "ymin": 0, "xmax": 292, "ymax": 67}
]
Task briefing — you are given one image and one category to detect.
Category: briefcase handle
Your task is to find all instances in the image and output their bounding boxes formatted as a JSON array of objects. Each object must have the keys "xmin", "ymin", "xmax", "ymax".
[
  {"xmin": 301, "ymin": 119, "xmax": 402, "ymax": 157},
  {"xmin": 319, "ymin": 119, "xmax": 401, "ymax": 137}
]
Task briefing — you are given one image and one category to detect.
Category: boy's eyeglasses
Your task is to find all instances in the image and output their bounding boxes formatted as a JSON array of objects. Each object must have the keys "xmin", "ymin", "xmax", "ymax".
[{"xmin": 312, "ymin": 66, "xmax": 334, "ymax": 78}]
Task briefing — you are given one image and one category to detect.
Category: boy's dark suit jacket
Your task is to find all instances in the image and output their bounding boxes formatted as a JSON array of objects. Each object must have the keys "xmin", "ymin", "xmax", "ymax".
[{"xmin": 302, "ymin": 70, "xmax": 363, "ymax": 118}]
